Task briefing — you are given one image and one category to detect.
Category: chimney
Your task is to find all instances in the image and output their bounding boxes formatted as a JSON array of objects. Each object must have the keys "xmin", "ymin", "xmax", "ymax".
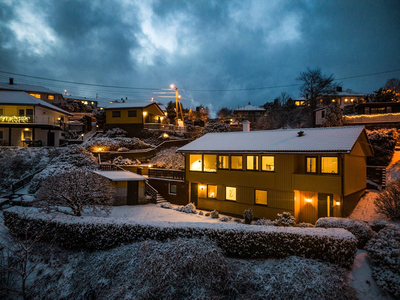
[
  {"xmin": 243, "ymin": 120, "xmax": 250, "ymax": 132},
  {"xmin": 9, "ymin": 77, "xmax": 14, "ymax": 85},
  {"xmin": 336, "ymin": 86, "xmax": 342, "ymax": 92}
]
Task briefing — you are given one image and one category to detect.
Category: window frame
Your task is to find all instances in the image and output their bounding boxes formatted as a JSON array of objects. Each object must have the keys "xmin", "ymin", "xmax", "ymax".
[
  {"xmin": 225, "ymin": 186, "xmax": 237, "ymax": 201},
  {"xmin": 19, "ymin": 109, "xmax": 25, "ymax": 116},
  {"xmin": 169, "ymin": 184, "xmax": 177, "ymax": 195},
  {"xmin": 261, "ymin": 155, "xmax": 275, "ymax": 172},
  {"xmin": 218, "ymin": 155, "xmax": 229, "ymax": 170},
  {"xmin": 246, "ymin": 155, "xmax": 259, "ymax": 171},
  {"xmin": 128, "ymin": 110, "xmax": 137, "ymax": 117},
  {"xmin": 207, "ymin": 185, "xmax": 217, "ymax": 198},
  {"xmin": 320, "ymin": 156, "xmax": 339, "ymax": 174},
  {"xmin": 230, "ymin": 155, "xmax": 243, "ymax": 170},
  {"xmin": 305, "ymin": 156, "xmax": 317, "ymax": 174},
  {"xmin": 254, "ymin": 189, "xmax": 268, "ymax": 206},
  {"xmin": 112, "ymin": 111, "xmax": 121, "ymax": 118},
  {"xmin": 0, "ymin": 108, "xmax": 3, "ymax": 115},
  {"xmin": 189, "ymin": 154, "xmax": 203, "ymax": 172}
]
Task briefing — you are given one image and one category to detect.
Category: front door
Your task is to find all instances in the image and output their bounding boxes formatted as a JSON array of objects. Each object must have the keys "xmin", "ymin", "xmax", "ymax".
[
  {"xmin": 190, "ymin": 183, "xmax": 198, "ymax": 206},
  {"xmin": 127, "ymin": 181, "xmax": 139, "ymax": 205},
  {"xmin": 47, "ymin": 131, "xmax": 55, "ymax": 146},
  {"xmin": 318, "ymin": 193, "xmax": 333, "ymax": 219}
]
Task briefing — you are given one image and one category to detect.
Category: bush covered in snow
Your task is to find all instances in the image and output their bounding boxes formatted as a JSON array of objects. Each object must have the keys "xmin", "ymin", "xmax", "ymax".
[
  {"xmin": 112, "ymin": 156, "xmax": 141, "ymax": 165},
  {"xmin": 149, "ymin": 147, "xmax": 184, "ymax": 170},
  {"xmin": 316, "ymin": 217, "xmax": 374, "ymax": 248},
  {"xmin": 243, "ymin": 208, "xmax": 253, "ymax": 224},
  {"xmin": 365, "ymin": 225, "xmax": 400, "ymax": 297},
  {"xmin": 219, "ymin": 216, "xmax": 229, "ymax": 222},
  {"xmin": 367, "ymin": 128, "xmax": 398, "ymax": 166},
  {"xmin": 374, "ymin": 178, "xmax": 400, "ymax": 220},
  {"xmin": 4, "ymin": 207, "xmax": 358, "ymax": 267},
  {"xmin": 211, "ymin": 210, "xmax": 219, "ymax": 219},
  {"xmin": 254, "ymin": 218, "xmax": 275, "ymax": 226},
  {"xmin": 198, "ymin": 122, "xmax": 231, "ymax": 137},
  {"xmin": 160, "ymin": 202, "xmax": 172, "ymax": 209},
  {"xmin": 83, "ymin": 137, "xmax": 151, "ymax": 152},
  {"xmin": 181, "ymin": 203, "xmax": 197, "ymax": 214},
  {"xmin": 369, "ymin": 219, "xmax": 390, "ymax": 232},
  {"xmin": 275, "ymin": 212, "xmax": 296, "ymax": 227},
  {"xmin": 102, "ymin": 127, "xmax": 127, "ymax": 138},
  {"xmin": 298, "ymin": 222, "xmax": 315, "ymax": 228}
]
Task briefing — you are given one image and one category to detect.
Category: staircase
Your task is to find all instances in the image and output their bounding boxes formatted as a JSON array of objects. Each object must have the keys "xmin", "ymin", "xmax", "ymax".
[{"xmin": 156, "ymin": 193, "xmax": 168, "ymax": 204}]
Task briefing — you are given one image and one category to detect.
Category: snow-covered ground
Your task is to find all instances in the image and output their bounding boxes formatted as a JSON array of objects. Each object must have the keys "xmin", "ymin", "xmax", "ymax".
[{"xmin": 351, "ymin": 190, "xmax": 386, "ymax": 222}]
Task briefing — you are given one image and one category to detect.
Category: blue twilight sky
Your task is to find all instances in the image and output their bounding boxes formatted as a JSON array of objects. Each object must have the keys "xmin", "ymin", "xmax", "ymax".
[{"xmin": 0, "ymin": 0, "xmax": 399, "ymax": 114}]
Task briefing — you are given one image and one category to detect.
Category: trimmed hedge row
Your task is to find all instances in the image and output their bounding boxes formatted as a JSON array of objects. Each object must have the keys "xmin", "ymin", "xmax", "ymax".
[{"xmin": 4, "ymin": 208, "xmax": 358, "ymax": 267}]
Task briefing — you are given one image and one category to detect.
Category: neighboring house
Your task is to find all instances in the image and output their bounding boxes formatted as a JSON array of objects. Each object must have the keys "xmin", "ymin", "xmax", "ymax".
[
  {"xmin": 343, "ymin": 102, "xmax": 400, "ymax": 126},
  {"xmin": 0, "ymin": 78, "xmax": 65, "ymax": 105},
  {"xmin": 63, "ymin": 95, "xmax": 98, "ymax": 108},
  {"xmin": 93, "ymin": 170, "xmax": 147, "ymax": 205},
  {"xmin": 0, "ymin": 91, "xmax": 72, "ymax": 146},
  {"xmin": 177, "ymin": 126, "xmax": 372, "ymax": 224},
  {"xmin": 102, "ymin": 101, "xmax": 165, "ymax": 135},
  {"xmin": 233, "ymin": 102, "xmax": 266, "ymax": 123}
]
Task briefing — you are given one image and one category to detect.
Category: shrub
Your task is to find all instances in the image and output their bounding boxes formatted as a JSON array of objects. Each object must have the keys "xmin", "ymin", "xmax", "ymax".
[
  {"xmin": 275, "ymin": 212, "xmax": 295, "ymax": 227},
  {"xmin": 160, "ymin": 202, "xmax": 172, "ymax": 209},
  {"xmin": 367, "ymin": 128, "xmax": 398, "ymax": 166},
  {"xmin": 112, "ymin": 156, "xmax": 141, "ymax": 165},
  {"xmin": 149, "ymin": 147, "xmax": 185, "ymax": 170},
  {"xmin": 365, "ymin": 225, "xmax": 400, "ymax": 297},
  {"xmin": 243, "ymin": 208, "xmax": 253, "ymax": 224},
  {"xmin": 84, "ymin": 137, "xmax": 150, "ymax": 152},
  {"xmin": 4, "ymin": 207, "xmax": 358, "ymax": 267},
  {"xmin": 198, "ymin": 211, "xmax": 204, "ymax": 215},
  {"xmin": 211, "ymin": 210, "xmax": 219, "ymax": 219},
  {"xmin": 298, "ymin": 222, "xmax": 315, "ymax": 228},
  {"xmin": 103, "ymin": 128, "xmax": 127, "ymax": 138},
  {"xmin": 254, "ymin": 218, "xmax": 275, "ymax": 226},
  {"xmin": 219, "ymin": 216, "xmax": 229, "ymax": 222},
  {"xmin": 368, "ymin": 219, "xmax": 389, "ymax": 232},
  {"xmin": 316, "ymin": 217, "xmax": 374, "ymax": 248},
  {"xmin": 181, "ymin": 203, "xmax": 197, "ymax": 214},
  {"xmin": 374, "ymin": 179, "xmax": 400, "ymax": 220}
]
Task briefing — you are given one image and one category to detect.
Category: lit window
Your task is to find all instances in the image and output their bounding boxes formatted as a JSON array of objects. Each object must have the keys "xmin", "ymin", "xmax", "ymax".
[
  {"xmin": 321, "ymin": 157, "xmax": 338, "ymax": 174},
  {"xmin": 306, "ymin": 157, "xmax": 317, "ymax": 173},
  {"xmin": 351, "ymin": 99, "xmax": 354, "ymax": 103},
  {"xmin": 30, "ymin": 93, "xmax": 41, "ymax": 99},
  {"xmin": 208, "ymin": 185, "xmax": 217, "ymax": 198},
  {"xmin": 218, "ymin": 155, "xmax": 229, "ymax": 169},
  {"xmin": 226, "ymin": 187, "xmax": 236, "ymax": 201},
  {"xmin": 255, "ymin": 190, "xmax": 267, "ymax": 205},
  {"xmin": 247, "ymin": 155, "xmax": 258, "ymax": 170},
  {"xmin": 204, "ymin": 155, "xmax": 217, "ymax": 172},
  {"xmin": 23, "ymin": 130, "xmax": 32, "ymax": 140},
  {"xmin": 128, "ymin": 110, "xmax": 137, "ymax": 117},
  {"xmin": 48, "ymin": 95, "xmax": 54, "ymax": 100},
  {"xmin": 231, "ymin": 156, "xmax": 242, "ymax": 170},
  {"xmin": 365, "ymin": 107, "xmax": 370, "ymax": 114},
  {"xmin": 169, "ymin": 184, "xmax": 177, "ymax": 195},
  {"xmin": 190, "ymin": 154, "xmax": 202, "ymax": 171},
  {"xmin": 295, "ymin": 101, "xmax": 300, "ymax": 106},
  {"xmin": 262, "ymin": 156, "xmax": 274, "ymax": 171},
  {"xmin": 112, "ymin": 111, "xmax": 121, "ymax": 118}
]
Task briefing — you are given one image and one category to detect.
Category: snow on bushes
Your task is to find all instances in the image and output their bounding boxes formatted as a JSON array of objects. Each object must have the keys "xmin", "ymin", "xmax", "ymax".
[
  {"xmin": 112, "ymin": 156, "xmax": 141, "ymax": 165},
  {"xmin": 374, "ymin": 178, "xmax": 400, "ymax": 220},
  {"xmin": 211, "ymin": 210, "xmax": 219, "ymax": 219},
  {"xmin": 315, "ymin": 217, "xmax": 374, "ymax": 248},
  {"xmin": 275, "ymin": 212, "xmax": 295, "ymax": 227},
  {"xmin": 149, "ymin": 147, "xmax": 184, "ymax": 170},
  {"xmin": 365, "ymin": 225, "xmax": 400, "ymax": 297},
  {"xmin": 254, "ymin": 218, "xmax": 275, "ymax": 226},
  {"xmin": 367, "ymin": 128, "xmax": 398, "ymax": 166},
  {"xmin": 174, "ymin": 203, "xmax": 197, "ymax": 213},
  {"xmin": 243, "ymin": 208, "xmax": 253, "ymax": 224},
  {"xmin": 160, "ymin": 202, "xmax": 172, "ymax": 209},
  {"xmin": 4, "ymin": 207, "xmax": 358, "ymax": 267},
  {"xmin": 83, "ymin": 137, "xmax": 151, "ymax": 152}
]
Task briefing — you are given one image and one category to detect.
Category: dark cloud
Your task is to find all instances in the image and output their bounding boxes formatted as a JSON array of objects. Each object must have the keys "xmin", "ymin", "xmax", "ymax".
[{"xmin": 0, "ymin": 0, "xmax": 399, "ymax": 112}]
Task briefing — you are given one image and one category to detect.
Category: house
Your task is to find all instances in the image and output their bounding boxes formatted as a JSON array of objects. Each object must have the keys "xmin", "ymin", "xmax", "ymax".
[
  {"xmin": 342, "ymin": 102, "xmax": 400, "ymax": 127},
  {"xmin": 0, "ymin": 78, "xmax": 65, "ymax": 105},
  {"xmin": 101, "ymin": 101, "xmax": 165, "ymax": 136},
  {"xmin": 177, "ymin": 126, "xmax": 372, "ymax": 224},
  {"xmin": 0, "ymin": 91, "xmax": 72, "ymax": 146},
  {"xmin": 233, "ymin": 102, "xmax": 266, "ymax": 123},
  {"xmin": 93, "ymin": 170, "xmax": 147, "ymax": 205},
  {"xmin": 63, "ymin": 95, "xmax": 98, "ymax": 108}
]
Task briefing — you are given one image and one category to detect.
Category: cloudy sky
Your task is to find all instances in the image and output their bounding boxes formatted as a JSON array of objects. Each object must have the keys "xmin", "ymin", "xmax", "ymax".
[{"xmin": 0, "ymin": 0, "xmax": 399, "ymax": 114}]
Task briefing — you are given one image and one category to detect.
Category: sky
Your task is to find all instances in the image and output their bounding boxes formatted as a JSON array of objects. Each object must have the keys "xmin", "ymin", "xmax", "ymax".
[{"xmin": 0, "ymin": 0, "xmax": 399, "ymax": 115}]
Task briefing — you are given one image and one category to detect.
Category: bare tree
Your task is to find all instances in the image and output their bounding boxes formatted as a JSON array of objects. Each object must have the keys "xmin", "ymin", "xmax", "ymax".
[
  {"xmin": 322, "ymin": 104, "xmax": 343, "ymax": 127},
  {"xmin": 375, "ymin": 179, "xmax": 400, "ymax": 220},
  {"xmin": 36, "ymin": 169, "xmax": 115, "ymax": 216}
]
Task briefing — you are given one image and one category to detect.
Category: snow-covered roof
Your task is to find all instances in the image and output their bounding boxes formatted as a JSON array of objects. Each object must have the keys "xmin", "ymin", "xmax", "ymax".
[
  {"xmin": 0, "ymin": 91, "xmax": 73, "ymax": 116},
  {"xmin": 0, "ymin": 82, "xmax": 61, "ymax": 94},
  {"xmin": 178, "ymin": 126, "xmax": 367, "ymax": 153},
  {"xmin": 235, "ymin": 104, "xmax": 265, "ymax": 111},
  {"xmin": 64, "ymin": 95, "xmax": 98, "ymax": 102},
  {"xmin": 94, "ymin": 170, "xmax": 146, "ymax": 181},
  {"xmin": 101, "ymin": 100, "xmax": 161, "ymax": 109}
]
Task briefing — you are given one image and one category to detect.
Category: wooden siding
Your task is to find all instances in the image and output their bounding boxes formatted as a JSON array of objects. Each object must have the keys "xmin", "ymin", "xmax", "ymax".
[
  {"xmin": 292, "ymin": 174, "xmax": 341, "ymax": 195},
  {"xmin": 344, "ymin": 154, "xmax": 367, "ymax": 196}
]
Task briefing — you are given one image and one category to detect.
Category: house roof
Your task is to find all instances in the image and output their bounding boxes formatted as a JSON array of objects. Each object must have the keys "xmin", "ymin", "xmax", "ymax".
[
  {"xmin": 101, "ymin": 100, "xmax": 162, "ymax": 110},
  {"xmin": 0, "ymin": 91, "xmax": 73, "ymax": 116},
  {"xmin": 177, "ymin": 126, "xmax": 370, "ymax": 154},
  {"xmin": 64, "ymin": 95, "xmax": 98, "ymax": 102},
  {"xmin": 0, "ymin": 82, "xmax": 61, "ymax": 94},
  {"xmin": 93, "ymin": 170, "xmax": 147, "ymax": 181},
  {"xmin": 235, "ymin": 104, "xmax": 265, "ymax": 111}
]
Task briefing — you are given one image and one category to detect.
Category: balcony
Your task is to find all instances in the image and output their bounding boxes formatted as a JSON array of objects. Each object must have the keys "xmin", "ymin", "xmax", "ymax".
[
  {"xmin": 343, "ymin": 113, "xmax": 400, "ymax": 125},
  {"xmin": 0, "ymin": 115, "xmax": 64, "ymax": 127}
]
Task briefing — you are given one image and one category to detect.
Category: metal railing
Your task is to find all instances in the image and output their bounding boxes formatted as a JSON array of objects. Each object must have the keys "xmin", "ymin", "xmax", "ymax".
[
  {"xmin": 98, "ymin": 163, "xmax": 125, "ymax": 171},
  {"xmin": 367, "ymin": 166, "xmax": 386, "ymax": 188},
  {"xmin": 148, "ymin": 168, "xmax": 185, "ymax": 181},
  {"xmin": 145, "ymin": 181, "xmax": 158, "ymax": 203},
  {"xmin": 11, "ymin": 168, "xmax": 45, "ymax": 194},
  {"xmin": 144, "ymin": 123, "xmax": 187, "ymax": 132}
]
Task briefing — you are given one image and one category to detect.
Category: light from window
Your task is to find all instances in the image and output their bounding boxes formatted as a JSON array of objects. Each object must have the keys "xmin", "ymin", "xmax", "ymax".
[
  {"xmin": 247, "ymin": 155, "xmax": 258, "ymax": 170},
  {"xmin": 208, "ymin": 185, "xmax": 217, "ymax": 198},
  {"xmin": 321, "ymin": 157, "xmax": 338, "ymax": 174},
  {"xmin": 255, "ymin": 190, "xmax": 267, "ymax": 205},
  {"xmin": 169, "ymin": 184, "xmax": 177, "ymax": 195},
  {"xmin": 231, "ymin": 156, "xmax": 242, "ymax": 170},
  {"xmin": 218, "ymin": 155, "xmax": 229, "ymax": 169},
  {"xmin": 306, "ymin": 157, "xmax": 316, "ymax": 173},
  {"xmin": 112, "ymin": 111, "xmax": 121, "ymax": 118},
  {"xmin": 226, "ymin": 187, "xmax": 236, "ymax": 201},
  {"xmin": 48, "ymin": 95, "xmax": 54, "ymax": 100},
  {"xmin": 262, "ymin": 156, "xmax": 274, "ymax": 171},
  {"xmin": 190, "ymin": 154, "xmax": 202, "ymax": 171},
  {"xmin": 204, "ymin": 155, "xmax": 217, "ymax": 172},
  {"xmin": 30, "ymin": 93, "xmax": 41, "ymax": 99}
]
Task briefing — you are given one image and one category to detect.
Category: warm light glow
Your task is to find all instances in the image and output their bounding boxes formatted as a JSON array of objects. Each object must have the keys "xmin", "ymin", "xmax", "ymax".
[
  {"xmin": 0, "ymin": 116, "xmax": 31, "ymax": 123},
  {"xmin": 100, "ymin": 107, "xmax": 103, "ymax": 110},
  {"xmin": 160, "ymin": 116, "xmax": 164, "ymax": 121},
  {"xmin": 190, "ymin": 154, "xmax": 202, "ymax": 171},
  {"xmin": 170, "ymin": 84, "xmax": 175, "ymax": 89},
  {"xmin": 148, "ymin": 164, "xmax": 152, "ymax": 168},
  {"xmin": 351, "ymin": 99, "xmax": 354, "ymax": 102},
  {"xmin": 199, "ymin": 185, "xmax": 206, "ymax": 190},
  {"xmin": 345, "ymin": 112, "xmax": 400, "ymax": 119},
  {"xmin": 336, "ymin": 201, "xmax": 340, "ymax": 206},
  {"xmin": 24, "ymin": 128, "xmax": 29, "ymax": 131},
  {"xmin": 332, "ymin": 99, "xmax": 335, "ymax": 103},
  {"xmin": 81, "ymin": 134, "xmax": 84, "ymax": 137},
  {"xmin": 95, "ymin": 147, "xmax": 103, "ymax": 152},
  {"xmin": 163, "ymin": 133, "xmax": 169, "ymax": 138},
  {"xmin": 305, "ymin": 198, "xmax": 313, "ymax": 203},
  {"xmin": 143, "ymin": 111, "xmax": 147, "ymax": 116},
  {"xmin": 345, "ymin": 99, "xmax": 348, "ymax": 102}
]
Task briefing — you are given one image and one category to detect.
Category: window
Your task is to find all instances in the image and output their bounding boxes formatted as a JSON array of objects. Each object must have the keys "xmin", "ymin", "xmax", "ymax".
[
  {"xmin": 0, "ymin": 131, "xmax": 3, "ymax": 139},
  {"xmin": 112, "ymin": 111, "xmax": 121, "ymax": 118},
  {"xmin": 29, "ymin": 93, "xmax": 41, "ymax": 99},
  {"xmin": 246, "ymin": 155, "xmax": 258, "ymax": 170},
  {"xmin": 0, "ymin": 109, "xmax": 3, "ymax": 115},
  {"xmin": 26, "ymin": 109, "xmax": 33, "ymax": 116},
  {"xmin": 204, "ymin": 155, "xmax": 217, "ymax": 172},
  {"xmin": 23, "ymin": 130, "xmax": 32, "ymax": 140},
  {"xmin": 306, "ymin": 157, "xmax": 317, "ymax": 173},
  {"xmin": 321, "ymin": 111, "xmax": 325, "ymax": 118},
  {"xmin": 19, "ymin": 109, "xmax": 24, "ymax": 116},
  {"xmin": 128, "ymin": 110, "xmax": 137, "ymax": 117},
  {"xmin": 321, "ymin": 157, "xmax": 338, "ymax": 174},
  {"xmin": 226, "ymin": 187, "xmax": 236, "ymax": 201},
  {"xmin": 169, "ymin": 184, "xmax": 177, "ymax": 195},
  {"xmin": 208, "ymin": 185, "xmax": 217, "ymax": 198},
  {"xmin": 255, "ymin": 190, "xmax": 267, "ymax": 205},
  {"xmin": 48, "ymin": 95, "xmax": 54, "ymax": 100},
  {"xmin": 189, "ymin": 154, "xmax": 202, "ymax": 171},
  {"xmin": 231, "ymin": 156, "xmax": 242, "ymax": 170},
  {"xmin": 262, "ymin": 156, "xmax": 274, "ymax": 171},
  {"xmin": 218, "ymin": 155, "xmax": 229, "ymax": 169},
  {"xmin": 365, "ymin": 107, "xmax": 370, "ymax": 114},
  {"xmin": 371, "ymin": 107, "xmax": 385, "ymax": 114}
]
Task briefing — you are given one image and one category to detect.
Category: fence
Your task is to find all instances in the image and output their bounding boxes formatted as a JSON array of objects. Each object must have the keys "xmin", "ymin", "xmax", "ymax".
[
  {"xmin": 148, "ymin": 168, "xmax": 185, "ymax": 181},
  {"xmin": 366, "ymin": 166, "xmax": 386, "ymax": 188}
]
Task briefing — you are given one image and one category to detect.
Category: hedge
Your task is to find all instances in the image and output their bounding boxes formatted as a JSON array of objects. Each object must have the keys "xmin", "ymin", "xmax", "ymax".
[{"xmin": 4, "ymin": 207, "xmax": 357, "ymax": 267}]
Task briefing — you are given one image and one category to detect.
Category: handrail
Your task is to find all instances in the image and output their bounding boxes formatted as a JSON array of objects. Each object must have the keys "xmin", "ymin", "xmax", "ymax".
[
  {"xmin": 148, "ymin": 168, "xmax": 184, "ymax": 181},
  {"xmin": 11, "ymin": 167, "xmax": 45, "ymax": 194},
  {"xmin": 145, "ymin": 181, "xmax": 158, "ymax": 203}
]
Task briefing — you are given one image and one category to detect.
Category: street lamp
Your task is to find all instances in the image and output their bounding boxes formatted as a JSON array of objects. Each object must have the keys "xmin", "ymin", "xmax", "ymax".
[{"xmin": 170, "ymin": 84, "xmax": 184, "ymax": 126}]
